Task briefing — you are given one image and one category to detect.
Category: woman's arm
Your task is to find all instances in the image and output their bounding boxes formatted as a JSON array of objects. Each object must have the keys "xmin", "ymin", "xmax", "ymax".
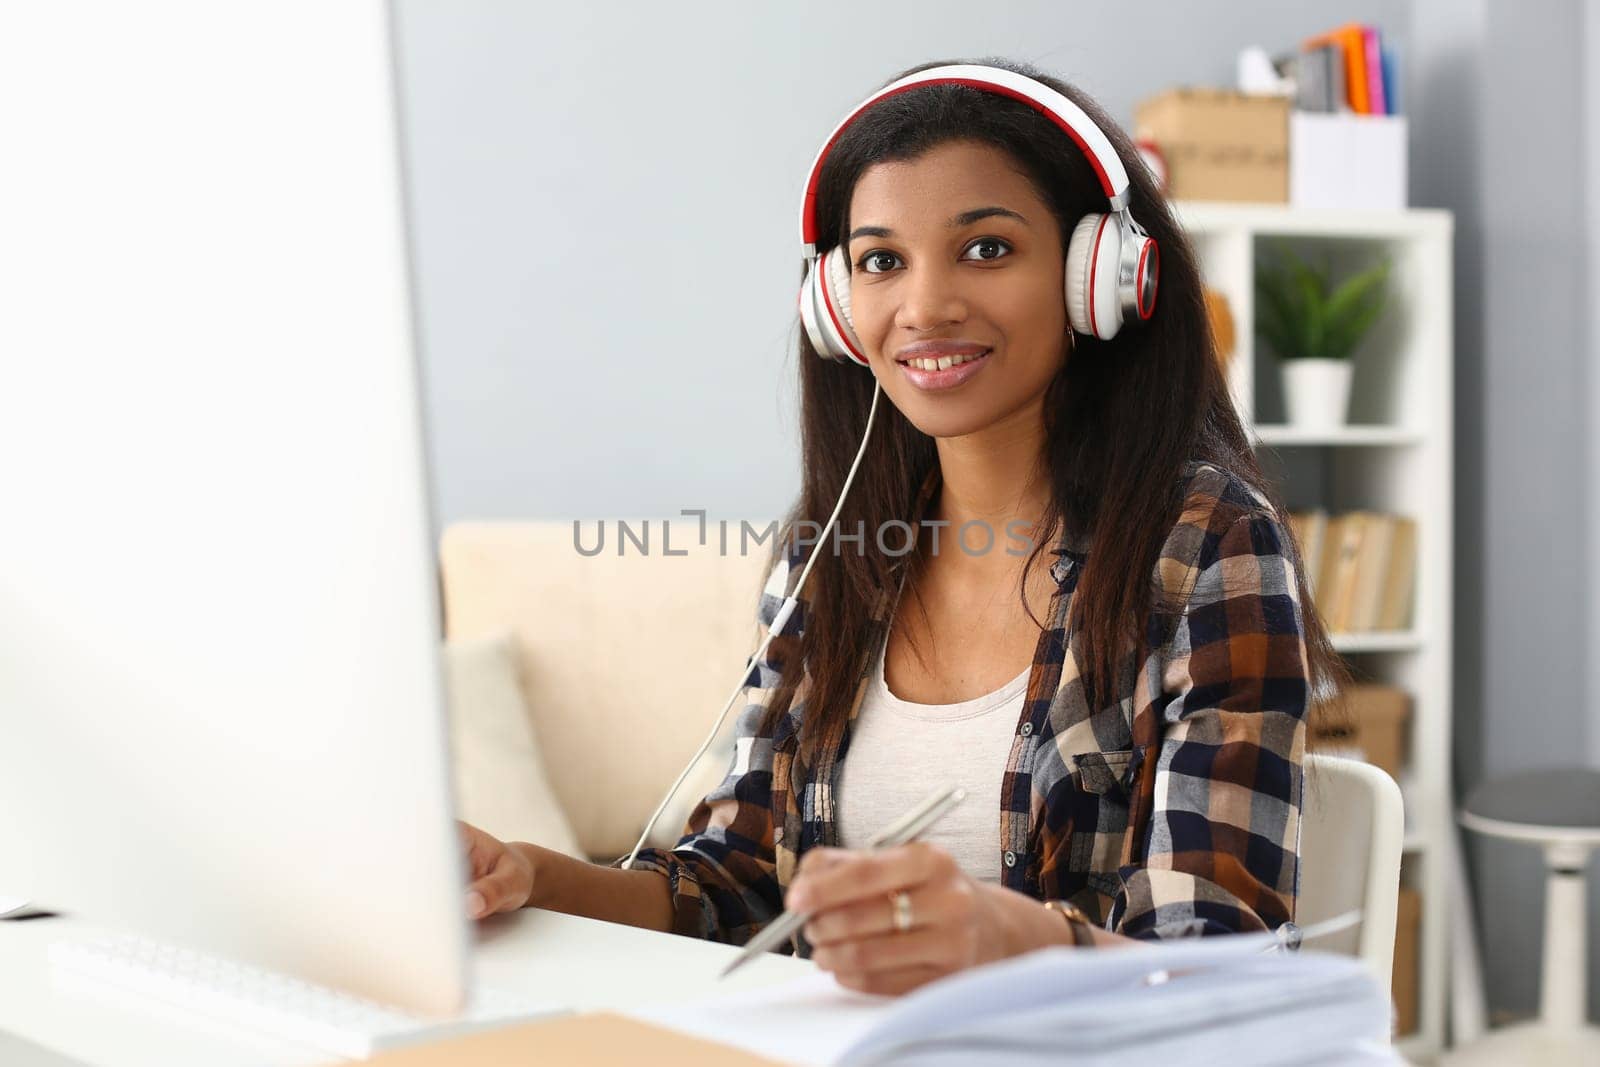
[
  {"xmin": 513, "ymin": 841, "xmax": 675, "ymax": 931},
  {"xmin": 1111, "ymin": 507, "xmax": 1310, "ymax": 939},
  {"xmin": 461, "ymin": 820, "xmax": 673, "ymax": 931}
]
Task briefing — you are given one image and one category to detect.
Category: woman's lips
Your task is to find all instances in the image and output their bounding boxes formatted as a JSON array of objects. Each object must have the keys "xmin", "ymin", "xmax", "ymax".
[{"xmin": 896, "ymin": 349, "xmax": 992, "ymax": 391}]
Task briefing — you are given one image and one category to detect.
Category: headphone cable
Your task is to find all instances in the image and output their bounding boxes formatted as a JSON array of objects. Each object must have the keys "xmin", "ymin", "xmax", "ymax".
[{"xmin": 620, "ymin": 377, "xmax": 884, "ymax": 871}]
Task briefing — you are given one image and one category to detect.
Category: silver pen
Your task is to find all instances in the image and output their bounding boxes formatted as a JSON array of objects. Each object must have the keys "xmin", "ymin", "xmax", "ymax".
[{"xmin": 719, "ymin": 784, "xmax": 967, "ymax": 978}]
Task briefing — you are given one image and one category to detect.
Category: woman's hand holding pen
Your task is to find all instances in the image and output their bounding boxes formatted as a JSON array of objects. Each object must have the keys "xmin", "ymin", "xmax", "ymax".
[{"xmin": 784, "ymin": 842, "xmax": 1015, "ymax": 995}]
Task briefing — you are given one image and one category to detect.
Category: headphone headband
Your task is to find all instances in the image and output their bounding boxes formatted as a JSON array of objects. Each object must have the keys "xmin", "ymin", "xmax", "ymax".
[
  {"xmin": 798, "ymin": 64, "xmax": 1131, "ymax": 255},
  {"xmin": 796, "ymin": 62, "xmax": 1159, "ymax": 358}
]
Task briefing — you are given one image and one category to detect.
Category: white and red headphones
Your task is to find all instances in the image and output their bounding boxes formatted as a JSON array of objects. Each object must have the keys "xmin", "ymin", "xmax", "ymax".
[{"xmin": 797, "ymin": 64, "xmax": 1161, "ymax": 367}]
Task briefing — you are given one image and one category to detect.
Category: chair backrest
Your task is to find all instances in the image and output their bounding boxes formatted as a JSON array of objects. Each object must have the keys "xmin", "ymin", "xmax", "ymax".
[{"xmin": 1296, "ymin": 753, "xmax": 1406, "ymax": 996}]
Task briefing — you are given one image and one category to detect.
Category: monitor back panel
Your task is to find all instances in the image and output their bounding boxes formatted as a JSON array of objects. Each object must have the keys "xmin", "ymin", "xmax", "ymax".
[{"xmin": 0, "ymin": 2, "xmax": 469, "ymax": 1016}]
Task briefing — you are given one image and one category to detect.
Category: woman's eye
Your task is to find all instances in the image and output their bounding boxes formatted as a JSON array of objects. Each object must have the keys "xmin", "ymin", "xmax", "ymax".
[
  {"xmin": 856, "ymin": 250, "xmax": 900, "ymax": 274},
  {"xmin": 962, "ymin": 237, "xmax": 1012, "ymax": 261}
]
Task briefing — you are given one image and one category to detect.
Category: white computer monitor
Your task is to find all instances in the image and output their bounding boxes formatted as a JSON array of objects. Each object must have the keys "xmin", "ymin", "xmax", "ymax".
[{"xmin": 0, "ymin": 3, "xmax": 469, "ymax": 1017}]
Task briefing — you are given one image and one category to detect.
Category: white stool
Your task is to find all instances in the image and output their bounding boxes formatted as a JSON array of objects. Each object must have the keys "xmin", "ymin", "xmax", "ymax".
[{"xmin": 1444, "ymin": 767, "xmax": 1600, "ymax": 1065}]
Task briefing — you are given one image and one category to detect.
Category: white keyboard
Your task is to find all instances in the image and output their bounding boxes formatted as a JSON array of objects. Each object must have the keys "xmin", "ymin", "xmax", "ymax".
[{"xmin": 49, "ymin": 934, "xmax": 569, "ymax": 1059}]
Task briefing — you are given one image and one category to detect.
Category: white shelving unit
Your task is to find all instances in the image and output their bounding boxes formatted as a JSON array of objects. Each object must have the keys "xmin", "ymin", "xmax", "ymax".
[{"xmin": 1172, "ymin": 200, "xmax": 1454, "ymax": 1063}]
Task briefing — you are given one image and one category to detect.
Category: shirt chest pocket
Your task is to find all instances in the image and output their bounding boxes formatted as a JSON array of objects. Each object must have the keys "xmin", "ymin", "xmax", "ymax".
[{"xmin": 1066, "ymin": 748, "xmax": 1136, "ymax": 900}]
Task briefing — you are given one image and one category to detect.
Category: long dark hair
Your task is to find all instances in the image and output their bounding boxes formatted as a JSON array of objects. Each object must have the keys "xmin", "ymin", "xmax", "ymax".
[{"xmin": 764, "ymin": 56, "xmax": 1348, "ymax": 760}]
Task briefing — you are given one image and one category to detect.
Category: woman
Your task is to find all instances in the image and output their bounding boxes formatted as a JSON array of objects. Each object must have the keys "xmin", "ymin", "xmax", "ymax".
[{"xmin": 458, "ymin": 56, "xmax": 1346, "ymax": 997}]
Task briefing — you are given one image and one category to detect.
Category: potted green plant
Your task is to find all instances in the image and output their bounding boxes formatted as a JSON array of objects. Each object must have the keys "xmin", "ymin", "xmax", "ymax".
[{"xmin": 1255, "ymin": 242, "xmax": 1392, "ymax": 429}]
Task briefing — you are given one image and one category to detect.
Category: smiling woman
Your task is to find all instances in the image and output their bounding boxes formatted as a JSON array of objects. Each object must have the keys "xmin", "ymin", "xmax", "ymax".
[{"xmin": 457, "ymin": 55, "xmax": 1350, "ymax": 1001}]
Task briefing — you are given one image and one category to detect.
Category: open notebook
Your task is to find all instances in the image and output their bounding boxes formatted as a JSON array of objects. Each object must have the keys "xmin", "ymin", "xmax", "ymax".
[{"xmin": 630, "ymin": 929, "xmax": 1400, "ymax": 1066}]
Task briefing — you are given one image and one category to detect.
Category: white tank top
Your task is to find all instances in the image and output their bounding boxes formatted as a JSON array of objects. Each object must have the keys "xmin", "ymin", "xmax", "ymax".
[{"xmin": 835, "ymin": 634, "xmax": 1031, "ymax": 883}]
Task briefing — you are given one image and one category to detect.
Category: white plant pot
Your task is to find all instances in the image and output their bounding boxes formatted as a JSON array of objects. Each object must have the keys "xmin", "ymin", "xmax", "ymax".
[{"xmin": 1281, "ymin": 359, "xmax": 1353, "ymax": 429}]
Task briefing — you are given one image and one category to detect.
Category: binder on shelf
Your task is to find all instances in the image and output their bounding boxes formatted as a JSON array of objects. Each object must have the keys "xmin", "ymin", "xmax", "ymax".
[
  {"xmin": 1379, "ymin": 41, "xmax": 1400, "ymax": 115},
  {"xmin": 1295, "ymin": 509, "xmax": 1416, "ymax": 635},
  {"xmin": 1302, "ymin": 24, "xmax": 1371, "ymax": 114},
  {"xmin": 1321, "ymin": 512, "xmax": 1369, "ymax": 632},
  {"xmin": 1312, "ymin": 513, "xmax": 1343, "ymax": 619},
  {"xmin": 1349, "ymin": 513, "xmax": 1395, "ymax": 632},
  {"xmin": 1360, "ymin": 27, "xmax": 1387, "ymax": 116},
  {"xmin": 1377, "ymin": 517, "xmax": 1417, "ymax": 631},
  {"xmin": 1295, "ymin": 45, "xmax": 1342, "ymax": 114}
]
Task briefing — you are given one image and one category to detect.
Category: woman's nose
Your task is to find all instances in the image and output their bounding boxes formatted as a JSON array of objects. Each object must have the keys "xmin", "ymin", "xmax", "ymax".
[{"xmin": 892, "ymin": 264, "xmax": 968, "ymax": 333}]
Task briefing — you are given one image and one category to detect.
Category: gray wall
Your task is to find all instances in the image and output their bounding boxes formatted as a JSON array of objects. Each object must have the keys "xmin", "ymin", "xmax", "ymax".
[
  {"xmin": 1587, "ymin": 0, "xmax": 1600, "ymax": 775},
  {"xmin": 1409, "ymin": 0, "xmax": 1600, "ymax": 1026},
  {"xmin": 392, "ymin": 0, "xmax": 1405, "ymax": 523},
  {"xmin": 392, "ymin": 0, "xmax": 1596, "ymax": 1030}
]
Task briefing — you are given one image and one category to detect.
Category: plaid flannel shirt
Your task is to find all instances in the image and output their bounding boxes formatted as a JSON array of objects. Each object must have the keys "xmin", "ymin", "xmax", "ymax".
[{"xmin": 617, "ymin": 459, "xmax": 1310, "ymax": 953}]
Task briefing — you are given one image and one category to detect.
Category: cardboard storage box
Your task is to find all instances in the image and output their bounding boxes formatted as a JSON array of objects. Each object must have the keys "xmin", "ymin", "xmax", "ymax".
[
  {"xmin": 1290, "ymin": 111, "xmax": 1408, "ymax": 211},
  {"xmin": 1309, "ymin": 683, "xmax": 1411, "ymax": 780},
  {"xmin": 1133, "ymin": 88, "xmax": 1289, "ymax": 203}
]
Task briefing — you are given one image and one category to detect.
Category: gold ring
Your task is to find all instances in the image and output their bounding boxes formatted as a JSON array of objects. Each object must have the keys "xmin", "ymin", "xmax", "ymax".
[{"xmin": 889, "ymin": 889, "xmax": 914, "ymax": 933}]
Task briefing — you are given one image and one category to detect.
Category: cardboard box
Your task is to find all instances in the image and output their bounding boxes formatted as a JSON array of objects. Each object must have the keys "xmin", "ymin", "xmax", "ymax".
[
  {"xmin": 359, "ymin": 1012, "xmax": 785, "ymax": 1065},
  {"xmin": 1134, "ymin": 88, "xmax": 1289, "ymax": 203},
  {"xmin": 1308, "ymin": 683, "xmax": 1410, "ymax": 780},
  {"xmin": 1392, "ymin": 887, "xmax": 1422, "ymax": 1035},
  {"xmin": 1290, "ymin": 111, "xmax": 1408, "ymax": 210}
]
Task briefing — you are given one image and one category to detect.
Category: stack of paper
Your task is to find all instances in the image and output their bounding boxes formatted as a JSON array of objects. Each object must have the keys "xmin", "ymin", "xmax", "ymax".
[
  {"xmin": 632, "ymin": 932, "xmax": 1399, "ymax": 1066},
  {"xmin": 834, "ymin": 935, "xmax": 1395, "ymax": 1066}
]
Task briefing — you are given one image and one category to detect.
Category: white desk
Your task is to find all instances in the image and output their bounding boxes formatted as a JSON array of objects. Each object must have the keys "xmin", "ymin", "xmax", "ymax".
[{"xmin": 0, "ymin": 910, "xmax": 816, "ymax": 1066}]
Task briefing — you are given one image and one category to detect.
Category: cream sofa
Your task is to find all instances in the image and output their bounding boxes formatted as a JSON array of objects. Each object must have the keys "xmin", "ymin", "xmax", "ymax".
[{"xmin": 439, "ymin": 519, "xmax": 778, "ymax": 863}]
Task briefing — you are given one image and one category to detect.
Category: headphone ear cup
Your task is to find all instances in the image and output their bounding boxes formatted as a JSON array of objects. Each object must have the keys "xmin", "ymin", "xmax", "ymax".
[
  {"xmin": 799, "ymin": 258, "xmax": 830, "ymax": 357},
  {"xmin": 1133, "ymin": 235, "xmax": 1160, "ymax": 321},
  {"xmin": 821, "ymin": 246, "xmax": 866, "ymax": 365},
  {"xmin": 1065, "ymin": 212, "xmax": 1122, "ymax": 341},
  {"xmin": 800, "ymin": 247, "xmax": 868, "ymax": 365}
]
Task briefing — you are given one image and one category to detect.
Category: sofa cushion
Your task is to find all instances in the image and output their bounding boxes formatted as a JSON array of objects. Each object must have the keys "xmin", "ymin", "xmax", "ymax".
[{"xmin": 443, "ymin": 628, "xmax": 584, "ymax": 860}]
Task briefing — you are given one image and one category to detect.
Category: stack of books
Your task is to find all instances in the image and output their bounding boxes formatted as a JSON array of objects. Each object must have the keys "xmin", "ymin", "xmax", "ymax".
[
  {"xmin": 1296, "ymin": 23, "xmax": 1399, "ymax": 115},
  {"xmin": 1289, "ymin": 510, "xmax": 1417, "ymax": 633}
]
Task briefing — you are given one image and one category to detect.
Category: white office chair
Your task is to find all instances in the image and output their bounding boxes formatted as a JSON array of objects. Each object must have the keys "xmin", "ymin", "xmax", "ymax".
[{"xmin": 1296, "ymin": 753, "xmax": 1407, "ymax": 997}]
